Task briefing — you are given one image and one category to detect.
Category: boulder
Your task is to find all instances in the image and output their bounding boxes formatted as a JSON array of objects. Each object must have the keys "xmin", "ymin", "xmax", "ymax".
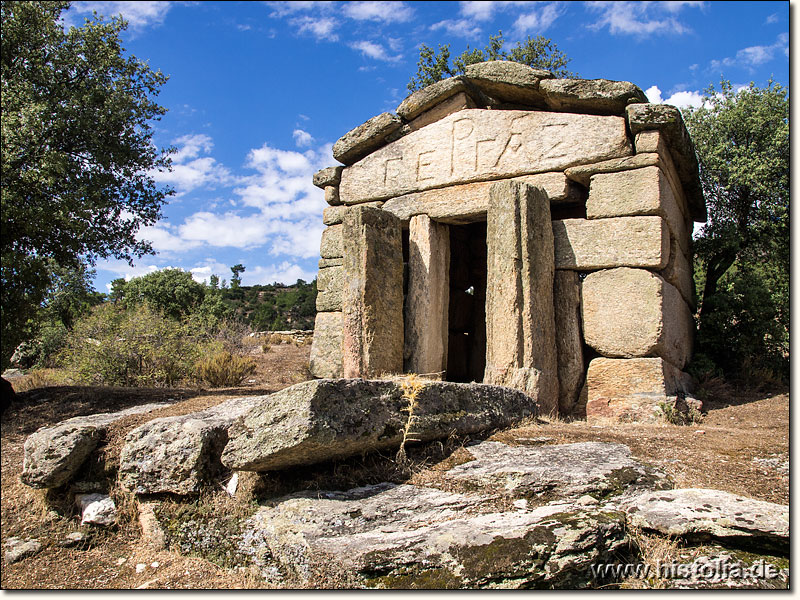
[
  {"xmin": 75, "ymin": 493, "xmax": 117, "ymax": 526},
  {"xmin": 444, "ymin": 440, "xmax": 670, "ymax": 499},
  {"xmin": 239, "ymin": 482, "xmax": 633, "ymax": 588},
  {"xmin": 309, "ymin": 312, "xmax": 343, "ymax": 378},
  {"xmin": 221, "ymin": 379, "xmax": 537, "ymax": 472},
  {"xmin": 581, "ymin": 268, "xmax": 694, "ymax": 368},
  {"xmin": 541, "ymin": 78, "xmax": 647, "ymax": 115},
  {"xmin": 584, "ymin": 357, "xmax": 696, "ymax": 424},
  {"xmin": 381, "ymin": 172, "xmax": 583, "ymax": 224},
  {"xmin": 339, "ymin": 109, "xmax": 632, "ymax": 205},
  {"xmin": 333, "ymin": 112, "xmax": 403, "ymax": 165},
  {"xmin": 552, "ymin": 216, "xmax": 669, "ymax": 270},
  {"xmin": 118, "ymin": 396, "xmax": 263, "ymax": 495},
  {"xmin": 621, "ymin": 488, "xmax": 788, "ymax": 554},
  {"xmin": 464, "ymin": 60, "xmax": 552, "ymax": 106},
  {"xmin": 21, "ymin": 403, "xmax": 169, "ymax": 489}
]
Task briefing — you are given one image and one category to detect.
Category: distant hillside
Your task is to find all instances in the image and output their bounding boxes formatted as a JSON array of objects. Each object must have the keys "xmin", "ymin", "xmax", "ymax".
[{"xmin": 220, "ymin": 279, "xmax": 317, "ymax": 331}]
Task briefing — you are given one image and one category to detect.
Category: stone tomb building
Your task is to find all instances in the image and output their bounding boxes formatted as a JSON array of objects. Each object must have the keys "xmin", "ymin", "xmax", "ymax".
[{"xmin": 308, "ymin": 62, "xmax": 704, "ymax": 423}]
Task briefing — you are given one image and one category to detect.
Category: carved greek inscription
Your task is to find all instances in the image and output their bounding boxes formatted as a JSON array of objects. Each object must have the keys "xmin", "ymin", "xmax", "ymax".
[
  {"xmin": 537, "ymin": 122, "xmax": 570, "ymax": 161},
  {"xmin": 416, "ymin": 149, "xmax": 437, "ymax": 181}
]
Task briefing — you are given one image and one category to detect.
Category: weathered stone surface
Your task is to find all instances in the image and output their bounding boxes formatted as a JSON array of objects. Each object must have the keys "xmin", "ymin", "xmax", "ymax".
[
  {"xmin": 382, "ymin": 172, "xmax": 582, "ymax": 224},
  {"xmin": 324, "ymin": 186, "xmax": 341, "ymax": 206},
  {"xmin": 660, "ymin": 235, "xmax": 696, "ymax": 309},
  {"xmin": 485, "ymin": 181, "xmax": 558, "ymax": 414},
  {"xmin": 554, "ymin": 270, "xmax": 584, "ymax": 415},
  {"xmin": 564, "ymin": 152, "xmax": 662, "ymax": 186},
  {"xmin": 584, "ymin": 357, "xmax": 696, "ymax": 424},
  {"xmin": 312, "ymin": 166, "xmax": 344, "ymax": 189},
  {"xmin": 464, "ymin": 60, "xmax": 552, "ymax": 105},
  {"xmin": 21, "ymin": 403, "xmax": 169, "ymax": 489},
  {"xmin": 316, "ymin": 266, "xmax": 344, "ymax": 312},
  {"xmin": 408, "ymin": 90, "xmax": 476, "ymax": 132},
  {"xmin": 404, "ymin": 215, "xmax": 449, "ymax": 376},
  {"xmin": 318, "ymin": 257, "xmax": 343, "ymax": 268},
  {"xmin": 552, "ymin": 216, "xmax": 669, "ymax": 270},
  {"xmin": 240, "ymin": 482, "xmax": 632, "ymax": 588},
  {"xmin": 341, "ymin": 207, "xmax": 404, "ymax": 378},
  {"xmin": 445, "ymin": 440, "xmax": 670, "ymax": 499},
  {"xmin": 541, "ymin": 78, "xmax": 647, "ymax": 115},
  {"xmin": 221, "ymin": 379, "xmax": 537, "ymax": 472},
  {"xmin": 119, "ymin": 396, "xmax": 263, "ymax": 495},
  {"xmin": 621, "ymin": 488, "xmax": 788, "ymax": 554},
  {"xmin": 309, "ymin": 312, "xmax": 343, "ymax": 378},
  {"xmin": 75, "ymin": 493, "xmax": 117, "ymax": 526},
  {"xmin": 587, "ymin": 166, "xmax": 691, "ymax": 257},
  {"xmin": 322, "ymin": 202, "xmax": 383, "ymax": 226},
  {"xmin": 319, "ymin": 224, "xmax": 343, "ymax": 259},
  {"xmin": 625, "ymin": 103, "xmax": 705, "ymax": 222},
  {"xmin": 138, "ymin": 502, "xmax": 166, "ymax": 550},
  {"xmin": 339, "ymin": 109, "xmax": 632, "ymax": 205},
  {"xmin": 4, "ymin": 538, "xmax": 42, "ymax": 564},
  {"xmin": 397, "ymin": 76, "xmax": 470, "ymax": 120},
  {"xmin": 634, "ymin": 130, "xmax": 690, "ymax": 217},
  {"xmin": 333, "ymin": 112, "xmax": 403, "ymax": 165},
  {"xmin": 582, "ymin": 268, "xmax": 694, "ymax": 368}
]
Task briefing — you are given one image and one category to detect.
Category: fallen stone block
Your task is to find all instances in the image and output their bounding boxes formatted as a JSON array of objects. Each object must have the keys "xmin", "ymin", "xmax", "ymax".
[
  {"xmin": 541, "ymin": 78, "xmax": 647, "ymax": 115},
  {"xmin": 444, "ymin": 440, "xmax": 670, "ymax": 499},
  {"xmin": 75, "ymin": 493, "xmax": 117, "ymax": 526},
  {"xmin": 620, "ymin": 488, "xmax": 788, "ymax": 554},
  {"xmin": 4, "ymin": 538, "xmax": 42, "ymax": 564},
  {"xmin": 21, "ymin": 403, "xmax": 169, "ymax": 489},
  {"xmin": 582, "ymin": 268, "xmax": 694, "ymax": 368},
  {"xmin": 221, "ymin": 378, "xmax": 537, "ymax": 472},
  {"xmin": 118, "ymin": 396, "xmax": 263, "ymax": 495},
  {"xmin": 239, "ymin": 482, "xmax": 632, "ymax": 588},
  {"xmin": 584, "ymin": 357, "xmax": 696, "ymax": 424}
]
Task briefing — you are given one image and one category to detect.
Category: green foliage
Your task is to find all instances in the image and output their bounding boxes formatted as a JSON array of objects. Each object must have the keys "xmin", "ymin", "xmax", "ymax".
[
  {"xmin": 1, "ymin": 1, "xmax": 171, "ymax": 369},
  {"xmin": 59, "ymin": 303, "xmax": 207, "ymax": 387},
  {"xmin": 408, "ymin": 31, "xmax": 575, "ymax": 92},
  {"xmin": 684, "ymin": 80, "xmax": 789, "ymax": 381},
  {"xmin": 194, "ymin": 351, "xmax": 256, "ymax": 388},
  {"xmin": 229, "ymin": 264, "xmax": 245, "ymax": 289},
  {"xmin": 121, "ymin": 268, "xmax": 205, "ymax": 319}
]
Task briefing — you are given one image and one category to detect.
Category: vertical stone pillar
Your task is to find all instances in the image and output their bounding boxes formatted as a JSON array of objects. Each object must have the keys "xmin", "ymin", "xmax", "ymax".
[
  {"xmin": 554, "ymin": 270, "xmax": 584, "ymax": 416},
  {"xmin": 341, "ymin": 206, "xmax": 404, "ymax": 378},
  {"xmin": 404, "ymin": 215, "xmax": 450, "ymax": 377},
  {"xmin": 485, "ymin": 181, "xmax": 559, "ymax": 414}
]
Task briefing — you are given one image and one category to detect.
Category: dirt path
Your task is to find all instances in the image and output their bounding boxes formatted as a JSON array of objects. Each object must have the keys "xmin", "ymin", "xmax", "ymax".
[{"xmin": 1, "ymin": 349, "xmax": 788, "ymax": 588}]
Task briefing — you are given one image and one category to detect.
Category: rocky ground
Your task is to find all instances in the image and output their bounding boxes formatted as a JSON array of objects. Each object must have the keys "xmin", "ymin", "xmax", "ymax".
[{"xmin": 0, "ymin": 344, "xmax": 789, "ymax": 589}]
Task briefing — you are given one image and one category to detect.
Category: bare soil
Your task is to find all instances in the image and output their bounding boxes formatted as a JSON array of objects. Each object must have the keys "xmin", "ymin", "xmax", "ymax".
[{"xmin": 1, "ymin": 345, "xmax": 789, "ymax": 589}]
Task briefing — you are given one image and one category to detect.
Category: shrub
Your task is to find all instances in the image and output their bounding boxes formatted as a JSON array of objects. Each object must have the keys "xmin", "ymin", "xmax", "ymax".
[
  {"xmin": 59, "ymin": 304, "xmax": 207, "ymax": 387},
  {"xmin": 194, "ymin": 351, "xmax": 256, "ymax": 388}
]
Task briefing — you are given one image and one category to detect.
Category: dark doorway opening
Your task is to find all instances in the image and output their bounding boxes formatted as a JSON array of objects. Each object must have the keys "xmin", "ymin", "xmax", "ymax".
[{"xmin": 446, "ymin": 222, "xmax": 487, "ymax": 383}]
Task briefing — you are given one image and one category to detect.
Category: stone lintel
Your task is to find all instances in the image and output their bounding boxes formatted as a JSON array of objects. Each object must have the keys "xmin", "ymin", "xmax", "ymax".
[
  {"xmin": 333, "ymin": 112, "xmax": 403, "ymax": 166},
  {"xmin": 540, "ymin": 78, "xmax": 647, "ymax": 116}
]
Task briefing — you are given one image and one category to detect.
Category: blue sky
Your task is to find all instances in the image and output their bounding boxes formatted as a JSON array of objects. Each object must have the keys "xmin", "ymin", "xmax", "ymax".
[{"xmin": 61, "ymin": 1, "xmax": 790, "ymax": 292}]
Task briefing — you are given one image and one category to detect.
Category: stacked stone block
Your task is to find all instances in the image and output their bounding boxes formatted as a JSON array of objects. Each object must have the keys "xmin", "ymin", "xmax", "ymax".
[{"xmin": 309, "ymin": 61, "xmax": 705, "ymax": 423}]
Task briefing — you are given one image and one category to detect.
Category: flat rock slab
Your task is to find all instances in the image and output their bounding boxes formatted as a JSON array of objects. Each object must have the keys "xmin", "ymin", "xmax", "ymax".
[
  {"xmin": 445, "ymin": 441, "xmax": 670, "ymax": 500},
  {"xmin": 119, "ymin": 396, "xmax": 263, "ymax": 495},
  {"xmin": 221, "ymin": 379, "xmax": 537, "ymax": 472},
  {"xmin": 621, "ymin": 488, "xmax": 788, "ymax": 554},
  {"xmin": 240, "ymin": 482, "xmax": 632, "ymax": 588},
  {"xmin": 21, "ymin": 402, "xmax": 170, "ymax": 489}
]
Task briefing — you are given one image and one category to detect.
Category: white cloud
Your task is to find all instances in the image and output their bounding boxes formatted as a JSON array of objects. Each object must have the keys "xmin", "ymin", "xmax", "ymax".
[
  {"xmin": 349, "ymin": 40, "xmax": 402, "ymax": 62},
  {"xmin": 645, "ymin": 85, "xmax": 664, "ymax": 103},
  {"xmin": 709, "ymin": 33, "xmax": 789, "ymax": 72},
  {"xmin": 137, "ymin": 222, "xmax": 202, "ymax": 253},
  {"xmin": 244, "ymin": 262, "xmax": 318, "ymax": 286},
  {"xmin": 293, "ymin": 15, "xmax": 339, "ymax": 41},
  {"xmin": 189, "ymin": 260, "xmax": 231, "ymax": 284},
  {"xmin": 645, "ymin": 85, "xmax": 704, "ymax": 109},
  {"xmin": 459, "ymin": 1, "xmax": 535, "ymax": 22},
  {"xmin": 512, "ymin": 3, "xmax": 562, "ymax": 35},
  {"xmin": 96, "ymin": 259, "xmax": 160, "ymax": 283},
  {"xmin": 293, "ymin": 129, "xmax": 314, "ymax": 147},
  {"xmin": 65, "ymin": 1, "xmax": 173, "ymax": 32},
  {"xmin": 151, "ymin": 134, "xmax": 233, "ymax": 196},
  {"xmin": 265, "ymin": 1, "xmax": 334, "ymax": 18},
  {"xmin": 429, "ymin": 19, "xmax": 482, "ymax": 39},
  {"xmin": 765, "ymin": 13, "xmax": 779, "ymax": 24},
  {"xmin": 585, "ymin": 1, "xmax": 702, "ymax": 36},
  {"xmin": 342, "ymin": 1, "xmax": 414, "ymax": 23}
]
